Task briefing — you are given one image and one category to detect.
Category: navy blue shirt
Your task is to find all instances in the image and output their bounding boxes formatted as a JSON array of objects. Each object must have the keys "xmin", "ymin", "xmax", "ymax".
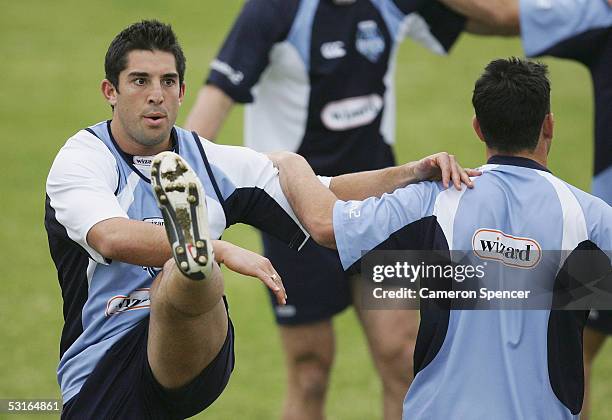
[{"xmin": 207, "ymin": 0, "xmax": 464, "ymax": 176}]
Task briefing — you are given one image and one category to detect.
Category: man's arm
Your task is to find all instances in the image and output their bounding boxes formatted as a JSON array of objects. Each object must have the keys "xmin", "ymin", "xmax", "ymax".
[
  {"xmin": 438, "ymin": 0, "xmax": 520, "ymax": 35},
  {"xmin": 87, "ymin": 218, "xmax": 171, "ymax": 267},
  {"xmin": 87, "ymin": 218, "xmax": 287, "ymax": 303},
  {"xmin": 271, "ymin": 154, "xmax": 338, "ymax": 249},
  {"xmin": 328, "ymin": 152, "xmax": 477, "ymax": 201},
  {"xmin": 184, "ymin": 84, "xmax": 234, "ymax": 141},
  {"xmin": 270, "ymin": 152, "xmax": 479, "ymax": 249}
]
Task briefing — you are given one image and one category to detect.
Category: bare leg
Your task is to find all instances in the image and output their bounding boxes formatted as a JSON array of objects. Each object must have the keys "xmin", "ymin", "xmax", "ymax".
[
  {"xmin": 353, "ymin": 277, "xmax": 418, "ymax": 420},
  {"xmin": 147, "ymin": 152, "xmax": 228, "ymax": 389},
  {"xmin": 148, "ymin": 260, "xmax": 228, "ymax": 388},
  {"xmin": 279, "ymin": 320, "xmax": 335, "ymax": 420}
]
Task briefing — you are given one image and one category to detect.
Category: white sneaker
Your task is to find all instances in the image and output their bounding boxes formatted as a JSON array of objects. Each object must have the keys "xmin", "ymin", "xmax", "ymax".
[{"xmin": 151, "ymin": 152, "xmax": 213, "ymax": 280}]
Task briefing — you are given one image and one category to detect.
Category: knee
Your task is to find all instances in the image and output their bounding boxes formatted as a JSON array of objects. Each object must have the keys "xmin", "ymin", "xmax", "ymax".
[
  {"xmin": 151, "ymin": 261, "xmax": 224, "ymax": 319},
  {"xmin": 375, "ymin": 337, "xmax": 415, "ymax": 389},
  {"xmin": 290, "ymin": 352, "xmax": 333, "ymax": 402}
]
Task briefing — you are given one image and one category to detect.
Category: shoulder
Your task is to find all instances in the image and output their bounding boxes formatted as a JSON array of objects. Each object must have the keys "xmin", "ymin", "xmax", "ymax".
[
  {"xmin": 235, "ymin": 0, "xmax": 300, "ymax": 28},
  {"xmin": 565, "ymin": 180, "xmax": 612, "ymax": 248},
  {"xmin": 567, "ymin": 182, "xmax": 612, "ymax": 219},
  {"xmin": 197, "ymin": 135, "xmax": 267, "ymax": 164},
  {"xmin": 193, "ymin": 135, "xmax": 273, "ymax": 182},
  {"xmin": 47, "ymin": 128, "xmax": 118, "ymax": 186}
]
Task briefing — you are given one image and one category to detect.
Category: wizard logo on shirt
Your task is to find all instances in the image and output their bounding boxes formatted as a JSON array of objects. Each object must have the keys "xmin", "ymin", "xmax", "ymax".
[
  {"xmin": 356, "ymin": 20, "xmax": 385, "ymax": 63},
  {"xmin": 105, "ymin": 288, "xmax": 151, "ymax": 316},
  {"xmin": 472, "ymin": 228, "xmax": 542, "ymax": 269}
]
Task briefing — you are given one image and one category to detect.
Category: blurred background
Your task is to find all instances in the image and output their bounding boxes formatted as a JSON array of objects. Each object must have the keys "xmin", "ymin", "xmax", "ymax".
[{"xmin": 1, "ymin": 1, "xmax": 607, "ymax": 418}]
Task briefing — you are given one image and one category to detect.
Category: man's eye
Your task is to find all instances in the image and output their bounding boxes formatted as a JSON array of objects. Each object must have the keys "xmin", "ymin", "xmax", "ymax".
[
  {"xmin": 163, "ymin": 79, "xmax": 176, "ymax": 87},
  {"xmin": 134, "ymin": 78, "xmax": 146, "ymax": 86}
]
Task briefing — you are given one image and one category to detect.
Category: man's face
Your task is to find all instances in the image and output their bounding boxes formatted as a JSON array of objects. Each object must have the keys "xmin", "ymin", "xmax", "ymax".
[{"xmin": 103, "ymin": 49, "xmax": 185, "ymax": 151}]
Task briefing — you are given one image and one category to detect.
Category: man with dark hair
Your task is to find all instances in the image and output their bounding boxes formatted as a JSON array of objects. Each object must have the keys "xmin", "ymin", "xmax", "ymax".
[
  {"xmin": 472, "ymin": 58, "xmax": 551, "ymax": 153},
  {"xmin": 46, "ymin": 20, "xmax": 290, "ymax": 419},
  {"xmin": 269, "ymin": 57, "xmax": 612, "ymax": 419},
  {"xmin": 432, "ymin": 2, "xmax": 612, "ymax": 416},
  {"xmin": 104, "ymin": 20, "xmax": 187, "ymax": 89},
  {"xmin": 46, "ymin": 19, "xmax": 474, "ymax": 419}
]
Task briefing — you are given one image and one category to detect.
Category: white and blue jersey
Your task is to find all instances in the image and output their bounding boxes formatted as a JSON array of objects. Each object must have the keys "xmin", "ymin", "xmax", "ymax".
[
  {"xmin": 332, "ymin": 156, "xmax": 612, "ymax": 419},
  {"xmin": 45, "ymin": 121, "xmax": 308, "ymax": 403},
  {"xmin": 207, "ymin": 0, "xmax": 464, "ymax": 176},
  {"xmin": 520, "ymin": 0, "xmax": 612, "ymax": 205}
]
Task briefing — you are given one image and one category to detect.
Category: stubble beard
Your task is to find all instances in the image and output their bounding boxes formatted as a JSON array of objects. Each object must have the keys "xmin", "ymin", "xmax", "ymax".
[{"xmin": 119, "ymin": 112, "xmax": 171, "ymax": 151}]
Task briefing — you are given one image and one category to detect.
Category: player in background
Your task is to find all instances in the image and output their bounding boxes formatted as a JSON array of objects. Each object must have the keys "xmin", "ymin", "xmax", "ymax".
[
  {"xmin": 185, "ymin": 1, "xmax": 465, "ymax": 418},
  {"xmin": 270, "ymin": 57, "xmax": 612, "ymax": 420},
  {"xmin": 46, "ymin": 20, "xmax": 475, "ymax": 419},
  {"xmin": 421, "ymin": 1, "xmax": 612, "ymax": 417}
]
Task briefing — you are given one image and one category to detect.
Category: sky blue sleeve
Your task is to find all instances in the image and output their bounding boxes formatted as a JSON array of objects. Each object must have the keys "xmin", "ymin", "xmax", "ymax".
[
  {"xmin": 520, "ymin": 0, "xmax": 612, "ymax": 57},
  {"xmin": 333, "ymin": 181, "xmax": 441, "ymax": 270},
  {"xmin": 586, "ymin": 198, "xmax": 612, "ymax": 252}
]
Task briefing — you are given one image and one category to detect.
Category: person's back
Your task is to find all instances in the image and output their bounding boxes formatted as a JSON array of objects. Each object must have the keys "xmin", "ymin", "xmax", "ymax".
[{"xmin": 403, "ymin": 157, "xmax": 612, "ymax": 419}]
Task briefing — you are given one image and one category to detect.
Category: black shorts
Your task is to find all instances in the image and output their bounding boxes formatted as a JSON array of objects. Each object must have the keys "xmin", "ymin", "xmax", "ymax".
[
  {"xmin": 263, "ymin": 232, "xmax": 352, "ymax": 325},
  {"xmin": 62, "ymin": 307, "xmax": 235, "ymax": 419},
  {"xmin": 586, "ymin": 310, "xmax": 612, "ymax": 335},
  {"xmin": 543, "ymin": 26, "xmax": 612, "ymax": 204}
]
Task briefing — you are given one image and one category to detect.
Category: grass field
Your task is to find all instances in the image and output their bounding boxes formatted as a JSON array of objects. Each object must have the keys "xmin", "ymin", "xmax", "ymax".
[{"xmin": 1, "ymin": 1, "xmax": 610, "ymax": 419}]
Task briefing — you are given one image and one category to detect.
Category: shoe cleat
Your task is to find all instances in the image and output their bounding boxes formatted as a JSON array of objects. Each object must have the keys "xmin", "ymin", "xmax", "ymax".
[{"xmin": 151, "ymin": 152, "xmax": 214, "ymax": 280}]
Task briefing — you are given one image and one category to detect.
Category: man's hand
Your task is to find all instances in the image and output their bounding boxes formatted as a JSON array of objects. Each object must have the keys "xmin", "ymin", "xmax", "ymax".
[
  {"xmin": 412, "ymin": 152, "xmax": 481, "ymax": 190},
  {"xmin": 266, "ymin": 151, "xmax": 294, "ymax": 169},
  {"xmin": 213, "ymin": 240, "xmax": 287, "ymax": 305}
]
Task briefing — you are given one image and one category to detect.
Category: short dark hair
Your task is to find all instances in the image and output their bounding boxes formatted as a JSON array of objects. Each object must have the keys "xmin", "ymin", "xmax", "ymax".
[
  {"xmin": 104, "ymin": 20, "xmax": 186, "ymax": 91},
  {"xmin": 472, "ymin": 57, "xmax": 550, "ymax": 153}
]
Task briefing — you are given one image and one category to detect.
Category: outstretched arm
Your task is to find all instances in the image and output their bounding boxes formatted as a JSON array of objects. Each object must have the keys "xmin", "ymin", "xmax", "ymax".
[
  {"xmin": 438, "ymin": 0, "xmax": 520, "ymax": 35},
  {"xmin": 328, "ymin": 152, "xmax": 478, "ymax": 201},
  {"xmin": 271, "ymin": 154, "xmax": 338, "ymax": 249},
  {"xmin": 184, "ymin": 84, "xmax": 235, "ymax": 141},
  {"xmin": 87, "ymin": 221, "xmax": 287, "ymax": 304},
  {"xmin": 269, "ymin": 152, "xmax": 480, "ymax": 249}
]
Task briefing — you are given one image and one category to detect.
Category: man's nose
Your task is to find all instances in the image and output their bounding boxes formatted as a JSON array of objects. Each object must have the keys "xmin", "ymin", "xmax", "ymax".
[{"xmin": 148, "ymin": 83, "xmax": 164, "ymax": 104}]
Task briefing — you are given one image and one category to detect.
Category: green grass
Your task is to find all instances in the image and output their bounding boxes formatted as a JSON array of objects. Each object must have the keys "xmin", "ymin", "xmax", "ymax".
[{"xmin": 1, "ymin": 1, "xmax": 610, "ymax": 419}]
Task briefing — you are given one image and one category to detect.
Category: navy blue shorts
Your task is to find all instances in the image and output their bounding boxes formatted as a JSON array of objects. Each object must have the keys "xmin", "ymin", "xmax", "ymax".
[
  {"xmin": 62, "ymin": 309, "xmax": 234, "ymax": 419},
  {"xmin": 263, "ymin": 233, "xmax": 351, "ymax": 325}
]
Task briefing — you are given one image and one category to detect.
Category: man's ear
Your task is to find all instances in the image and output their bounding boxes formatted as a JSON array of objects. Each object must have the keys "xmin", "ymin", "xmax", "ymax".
[
  {"xmin": 178, "ymin": 82, "xmax": 186, "ymax": 105},
  {"xmin": 542, "ymin": 112, "xmax": 554, "ymax": 140},
  {"xmin": 472, "ymin": 115, "xmax": 486, "ymax": 143},
  {"xmin": 101, "ymin": 79, "xmax": 118, "ymax": 107}
]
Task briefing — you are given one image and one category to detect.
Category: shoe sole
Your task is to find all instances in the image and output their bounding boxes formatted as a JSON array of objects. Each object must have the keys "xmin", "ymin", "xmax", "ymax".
[{"xmin": 151, "ymin": 152, "xmax": 213, "ymax": 280}]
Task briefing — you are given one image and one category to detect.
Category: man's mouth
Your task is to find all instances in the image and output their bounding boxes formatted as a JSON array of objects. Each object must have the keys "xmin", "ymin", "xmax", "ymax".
[{"xmin": 143, "ymin": 113, "xmax": 167, "ymax": 126}]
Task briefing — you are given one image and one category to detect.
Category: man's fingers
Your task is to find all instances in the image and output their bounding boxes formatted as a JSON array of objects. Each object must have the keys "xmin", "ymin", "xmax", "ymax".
[
  {"xmin": 436, "ymin": 154, "xmax": 451, "ymax": 188},
  {"xmin": 262, "ymin": 258, "xmax": 287, "ymax": 301},
  {"xmin": 448, "ymin": 155, "xmax": 462, "ymax": 190},
  {"xmin": 272, "ymin": 271, "xmax": 287, "ymax": 303},
  {"xmin": 460, "ymin": 167, "xmax": 475, "ymax": 189},
  {"xmin": 258, "ymin": 268, "xmax": 286, "ymax": 305},
  {"xmin": 419, "ymin": 153, "xmax": 481, "ymax": 189}
]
